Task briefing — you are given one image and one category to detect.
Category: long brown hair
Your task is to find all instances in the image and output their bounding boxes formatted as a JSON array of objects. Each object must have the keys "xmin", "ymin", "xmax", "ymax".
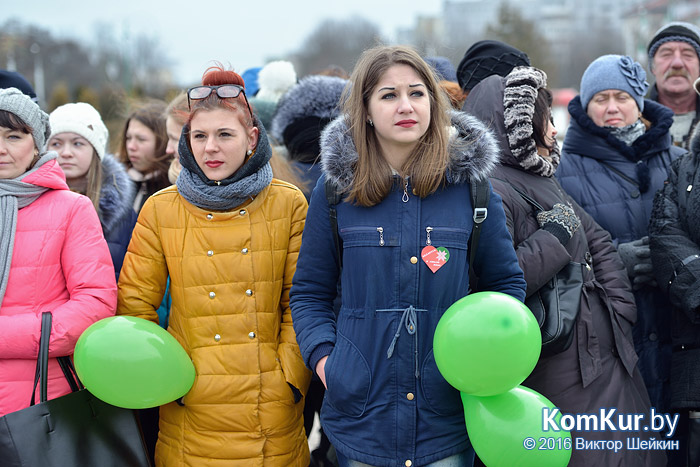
[
  {"xmin": 269, "ymin": 148, "xmax": 308, "ymax": 192},
  {"xmin": 82, "ymin": 152, "xmax": 103, "ymax": 212},
  {"xmin": 341, "ymin": 45, "xmax": 451, "ymax": 207},
  {"xmin": 118, "ymin": 100, "xmax": 171, "ymax": 182}
]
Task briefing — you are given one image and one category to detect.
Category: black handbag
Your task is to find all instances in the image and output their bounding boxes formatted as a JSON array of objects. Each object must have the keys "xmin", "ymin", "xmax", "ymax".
[
  {"xmin": 526, "ymin": 261, "xmax": 584, "ymax": 356},
  {"xmin": 506, "ymin": 182, "xmax": 585, "ymax": 357},
  {"xmin": 0, "ymin": 312, "xmax": 151, "ymax": 467}
]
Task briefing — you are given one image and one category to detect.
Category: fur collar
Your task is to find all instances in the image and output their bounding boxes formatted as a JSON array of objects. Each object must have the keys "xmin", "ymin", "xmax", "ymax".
[
  {"xmin": 320, "ymin": 110, "xmax": 499, "ymax": 192},
  {"xmin": 566, "ymin": 95, "xmax": 675, "ymax": 161},
  {"xmin": 99, "ymin": 153, "xmax": 136, "ymax": 234}
]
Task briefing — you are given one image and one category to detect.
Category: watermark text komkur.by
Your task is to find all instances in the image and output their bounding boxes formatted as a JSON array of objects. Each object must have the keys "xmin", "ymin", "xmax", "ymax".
[{"xmin": 541, "ymin": 408, "xmax": 679, "ymax": 438}]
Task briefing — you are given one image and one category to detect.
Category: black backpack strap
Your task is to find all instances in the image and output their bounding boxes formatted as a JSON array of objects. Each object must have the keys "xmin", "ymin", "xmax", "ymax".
[
  {"xmin": 325, "ymin": 178, "xmax": 343, "ymax": 268},
  {"xmin": 469, "ymin": 178, "xmax": 490, "ymax": 271}
]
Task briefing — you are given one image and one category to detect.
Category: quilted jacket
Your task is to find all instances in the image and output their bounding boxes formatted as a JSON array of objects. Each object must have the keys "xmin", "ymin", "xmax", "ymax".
[
  {"xmin": 0, "ymin": 157, "xmax": 117, "ymax": 416},
  {"xmin": 117, "ymin": 180, "xmax": 311, "ymax": 467}
]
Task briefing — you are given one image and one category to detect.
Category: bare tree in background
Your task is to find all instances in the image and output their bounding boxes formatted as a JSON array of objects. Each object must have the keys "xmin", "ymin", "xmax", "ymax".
[
  {"xmin": 289, "ymin": 17, "xmax": 385, "ymax": 78},
  {"xmin": 484, "ymin": 3, "xmax": 558, "ymax": 86},
  {"xmin": 562, "ymin": 23, "xmax": 625, "ymax": 90},
  {"xmin": 0, "ymin": 19, "xmax": 174, "ymax": 113}
]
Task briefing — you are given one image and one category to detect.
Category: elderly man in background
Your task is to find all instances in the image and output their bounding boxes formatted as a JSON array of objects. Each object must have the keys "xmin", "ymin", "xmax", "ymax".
[{"xmin": 647, "ymin": 21, "xmax": 700, "ymax": 150}]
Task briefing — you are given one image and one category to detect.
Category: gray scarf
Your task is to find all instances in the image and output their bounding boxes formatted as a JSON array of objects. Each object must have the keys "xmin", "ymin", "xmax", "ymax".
[
  {"xmin": 176, "ymin": 161, "xmax": 273, "ymax": 211},
  {"xmin": 607, "ymin": 120, "xmax": 646, "ymax": 146},
  {"xmin": 0, "ymin": 153, "xmax": 56, "ymax": 305}
]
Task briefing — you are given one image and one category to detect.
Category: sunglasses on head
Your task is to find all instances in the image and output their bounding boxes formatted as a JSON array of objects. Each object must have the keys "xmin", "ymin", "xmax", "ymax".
[{"xmin": 187, "ymin": 84, "xmax": 253, "ymax": 119}]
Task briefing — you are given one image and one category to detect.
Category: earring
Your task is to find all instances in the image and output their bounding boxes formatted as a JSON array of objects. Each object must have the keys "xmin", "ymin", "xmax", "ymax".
[
  {"xmin": 246, "ymin": 149, "xmax": 253, "ymax": 156},
  {"xmin": 367, "ymin": 119, "xmax": 374, "ymax": 127}
]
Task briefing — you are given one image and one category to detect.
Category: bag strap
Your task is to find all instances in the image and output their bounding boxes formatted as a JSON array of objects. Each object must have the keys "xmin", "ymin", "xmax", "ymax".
[
  {"xmin": 596, "ymin": 160, "xmax": 639, "ymax": 189},
  {"xmin": 30, "ymin": 312, "xmax": 83, "ymax": 406},
  {"xmin": 30, "ymin": 312, "xmax": 52, "ymax": 405},
  {"xmin": 493, "ymin": 177, "xmax": 545, "ymax": 212},
  {"xmin": 468, "ymin": 178, "xmax": 490, "ymax": 271},
  {"xmin": 57, "ymin": 356, "xmax": 83, "ymax": 392},
  {"xmin": 325, "ymin": 178, "xmax": 343, "ymax": 268}
]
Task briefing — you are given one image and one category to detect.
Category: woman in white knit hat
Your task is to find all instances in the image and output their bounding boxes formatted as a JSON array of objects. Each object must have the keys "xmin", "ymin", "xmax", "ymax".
[
  {"xmin": 0, "ymin": 88, "xmax": 116, "ymax": 416},
  {"xmin": 47, "ymin": 102, "xmax": 138, "ymax": 281}
]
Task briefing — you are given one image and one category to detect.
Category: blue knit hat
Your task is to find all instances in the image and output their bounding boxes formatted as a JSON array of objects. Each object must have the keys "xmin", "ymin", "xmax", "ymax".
[
  {"xmin": 425, "ymin": 56, "xmax": 457, "ymax": 83},
  {"xmin": 241, "ymin": 67, "xmax": 262, "ymax": 96},
  {"xmin": 580, "ymin": 55, "xmax": 649, "ymax": 111}
]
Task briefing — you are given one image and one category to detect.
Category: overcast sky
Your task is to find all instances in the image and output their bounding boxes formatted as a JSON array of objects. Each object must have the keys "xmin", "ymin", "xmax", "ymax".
[{"xmin": 2, "ymin": 0, "xmax": 446, "ymax": 86}]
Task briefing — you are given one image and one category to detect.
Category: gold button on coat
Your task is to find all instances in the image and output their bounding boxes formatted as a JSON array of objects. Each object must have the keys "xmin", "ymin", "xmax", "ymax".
[
  {"xmin": 410, "ymin": 256, "xmax": 418, "ymax": 264},
  {"xmin": 405, "ymin": 461, "xmax": 412, "ymax": 467},
  {"xmin": 406, "ymin": 393, "xmax": 414, "ymax": 400}
]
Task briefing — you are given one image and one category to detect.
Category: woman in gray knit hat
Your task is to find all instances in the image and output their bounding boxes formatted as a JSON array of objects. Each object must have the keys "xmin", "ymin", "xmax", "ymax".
[{"xmin": 0, "ymin": 87, "xmax": 117, "ymax": 416}]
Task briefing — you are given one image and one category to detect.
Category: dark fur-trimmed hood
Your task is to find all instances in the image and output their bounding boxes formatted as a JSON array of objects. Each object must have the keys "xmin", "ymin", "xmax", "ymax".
[
  {"xmin": 691, "ymin": 117, "xmax": 700, "ymax": 158},
  {"xmin": 319, "ymin": 110, "xmax": 499, "ymax": 192},
  {"xmin": 270, "ymin": 75, "xmax": 347, "ymax": 142},
  {"xmin": 99, "ymin": 153, "xmax": 135, "ymax": 234}
]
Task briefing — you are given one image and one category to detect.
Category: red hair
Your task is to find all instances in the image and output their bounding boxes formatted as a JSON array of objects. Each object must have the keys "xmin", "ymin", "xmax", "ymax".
[{"xmin": 187, "ymin": 65, "xmax": 254, "ymax": 127}]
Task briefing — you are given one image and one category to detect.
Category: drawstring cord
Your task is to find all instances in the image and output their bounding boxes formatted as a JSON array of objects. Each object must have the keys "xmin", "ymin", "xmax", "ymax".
[{"xmin": 378, "ymin": 305, "xmax": 426, "ymax": 378}]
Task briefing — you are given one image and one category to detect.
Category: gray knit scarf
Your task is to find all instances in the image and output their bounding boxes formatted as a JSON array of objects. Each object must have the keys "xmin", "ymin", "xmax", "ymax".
[
  {"xmin": 0, "ymin": 152, "xmax": 56, "ymax": 305},
  {"xmin": 176, "ymin": 161, "xmax": 272, "ymax": 211}
]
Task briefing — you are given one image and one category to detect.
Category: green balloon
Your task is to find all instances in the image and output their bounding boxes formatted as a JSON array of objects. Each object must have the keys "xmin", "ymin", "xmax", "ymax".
[
  {"xmin": 433, "ymin": 291, "xmax": 541, "ymax": 396},
  {"xmin": 462, "ymin": 387, "xmax": 572, "ymax": 467},
  {"xmin": 74, "ymin": 316, "xmax": 195, "ymax": 409}
]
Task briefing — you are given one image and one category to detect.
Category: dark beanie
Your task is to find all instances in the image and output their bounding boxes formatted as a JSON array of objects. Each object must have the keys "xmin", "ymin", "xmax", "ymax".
[
  {"xmin": 457, "ymin": 40, "xmax": 530, "ymax": 92},
  {"xmin": 270, "ymin": 75, "xmax": 347, "ymax": 163},
  {"xmin": 647, "ymin": 22, "xmax": 700, "ymax": 61},
  {"xmin": 0, "ymin": 70, "xmax": 38, "ymax": 103}
]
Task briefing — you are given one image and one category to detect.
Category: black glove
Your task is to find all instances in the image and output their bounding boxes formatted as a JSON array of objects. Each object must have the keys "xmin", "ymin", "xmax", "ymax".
[
  {"xmin": 617, "ymin": 236, "xmax": 657, "ymax": 290},
  {"xmin": 536, "ymin": 203, "xmax": 581, "ymax": 246}
]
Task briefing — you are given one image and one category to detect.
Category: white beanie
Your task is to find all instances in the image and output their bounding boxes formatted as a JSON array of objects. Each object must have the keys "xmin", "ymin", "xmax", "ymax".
[
  {"xmin": 255, "ymin": 61, "xmax": 297, "ymax": 102},
  {"xmin": 48, "ymin": 102, "xmax": 109, "ymax": 160}
]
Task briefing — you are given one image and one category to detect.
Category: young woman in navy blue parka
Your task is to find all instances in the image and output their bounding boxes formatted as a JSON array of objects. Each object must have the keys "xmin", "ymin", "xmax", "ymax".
[{"xmin": 290, "ymin": 45, "xmax": 526, "ymax": 467}]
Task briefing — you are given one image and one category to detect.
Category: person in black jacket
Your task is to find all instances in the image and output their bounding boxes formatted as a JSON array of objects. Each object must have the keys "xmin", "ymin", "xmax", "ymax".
[{"xmin": 649, "ymin": 77, "xmax": 700, "ymax": 467}]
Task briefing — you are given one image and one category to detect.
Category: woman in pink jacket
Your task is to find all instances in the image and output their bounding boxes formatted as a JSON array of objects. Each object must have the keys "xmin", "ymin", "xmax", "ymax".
[{"xmin": 0, "ymin": 87, "xmax": 117, "ymax": 416}]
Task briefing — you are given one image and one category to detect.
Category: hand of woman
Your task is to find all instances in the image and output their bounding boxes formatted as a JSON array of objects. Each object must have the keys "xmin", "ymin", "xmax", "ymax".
[
  {"xmin": 536, "ymin": 203, "xmax": 581, "ymax": 246},
  {"xmin": 316, "ymin": 356, "xmax": 329, "ymax": 389}
]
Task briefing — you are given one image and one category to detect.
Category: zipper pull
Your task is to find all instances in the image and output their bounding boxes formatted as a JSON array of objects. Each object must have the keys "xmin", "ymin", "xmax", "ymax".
[
  {"xmin": 402, "ymin": 178, "xmax": 409, "ymax": 203},
  {"xmin": 426, "ymin": 226, "xmax": 433, "ymax": 246},
  {"xmin": 377, "ymin": 227, "xmax": 385, "ymax": 246}
]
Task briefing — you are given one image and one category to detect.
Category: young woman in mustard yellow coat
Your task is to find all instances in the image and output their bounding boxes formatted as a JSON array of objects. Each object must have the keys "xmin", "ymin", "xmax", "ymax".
[{"xmin": 117, "ymin": 66, "xmax": 311, "ymax": 466}]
